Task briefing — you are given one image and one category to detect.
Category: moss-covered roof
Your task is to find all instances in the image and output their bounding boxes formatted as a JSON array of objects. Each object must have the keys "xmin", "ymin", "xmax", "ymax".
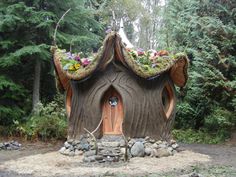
[{"xmin": 52, "ymin": 32, "xmax": 189, "ymax": 90}]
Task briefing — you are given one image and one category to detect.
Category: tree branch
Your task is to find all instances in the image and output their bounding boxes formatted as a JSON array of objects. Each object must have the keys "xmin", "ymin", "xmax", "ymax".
[{"xmin": 53, "ymin": 8, "xmax": 71, "ymax": 46}]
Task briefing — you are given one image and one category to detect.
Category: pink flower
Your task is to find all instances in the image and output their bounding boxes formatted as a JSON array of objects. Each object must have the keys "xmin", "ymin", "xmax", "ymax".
[
  {"xmin": 81, "ymin": 58, "xmax": 91, "ymax": 66},
  {"xmin": 137, "ymin": 48, "xmax": 144, "ymax": 56}
]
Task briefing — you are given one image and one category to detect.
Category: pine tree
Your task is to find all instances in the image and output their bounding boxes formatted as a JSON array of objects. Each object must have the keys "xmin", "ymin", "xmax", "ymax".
[
  {"xmin": 0, "ymin": 0, "xmax": 103, "ymax": 126},
  {"xmin": 161, "ymin": 0, "xmax": 236, "ymax": 134}
]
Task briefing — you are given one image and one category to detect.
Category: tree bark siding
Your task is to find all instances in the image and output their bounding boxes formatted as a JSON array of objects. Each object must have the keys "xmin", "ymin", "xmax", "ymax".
[
  {"xmin": 67, "ymin": 63, "xmax": 176, "ymax": 140},
  {"xmin": 32, "ymin": 59, "xmax": 41, "ymax": 111}
]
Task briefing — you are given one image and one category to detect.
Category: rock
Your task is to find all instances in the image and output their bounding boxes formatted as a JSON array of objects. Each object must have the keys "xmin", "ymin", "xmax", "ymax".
[
  {"xmin": 68, "ymin": 151, "xmax": 75, "ymax": 156},
  {"xmin": 78, "ymin": 143, "xmax": 90, "ymax": 151},
  {"xmin": 149, "ymin": 139, "xmax": 156, "ymax": 143},
  {"xmin": 64, "ymin": 142, "xmax": 71, "ymax": 148},
  {"xmin": 80, "ymin": 137, "xmax": 89, "ymax": 144},
  {"xmin": 156, "ymin": 140, "xmax": 163, "ymax": 145},
  {"xmin": 68, "ymin": 146, "xmax": 74, "ymax": 151},
  {"xmin": 90, "ymin": 145, "xmax": 96, "ymax": 150},
  {"xmin": 172, "ymin": 150, "xmax": 177, "ymax": 154},
  {"xmin": 120, "ymin": 148, "xmax": 126, "ymax": 154},
  {"xmin": 63, "ymin": 148, "xmax": 71, "ymax": 155},
  {"xmin": 113, "ymin": 156, "xmax": 119, "ymax": 162},
  {"xmin": 119, "ymin": 139, "xmax": 126, "ymax": 147},
  {"xmin": 167, "ymin": 147, "xmax": 173, "ymax": 155},
  {"xmin": 97, "ymin": 142, "xmax": 102, "ymax": 147},
  {"xmin": 59, "ymin": 147, "xmax": 66, "ymax": 154},
  {"xmin": 128, "ymin": 139, "xmax": 136, "ymax": 148},
  {"xmin": 131, "ymin": 142, "xmax": 145, "ymax": 157},
  {"xmin": 72, "ymin": 140, "xmax": 80, "ymax": 146},
  {"xmin": 155, "ymin": 148, "xmax": 171, "ymax": 158},
  {"xmin": 170, "ymin": 139, "xmax": 176, "ymax": 145},
  {"xmin": 94, "ymin": 155, "xmax": 103, "ymax": 161},
  {"xmin": 74, "ymin": 149, "xmax": 83, "ymax": 156},
  {"xmin": 150, "ymin": 149, "xmax": 157, "ymax": 157},
  {"xmin": 172, "ymin": 143, "xmax": 179, "ymax": 149},
  {"xmin": 11, "ymin": 145, "xmax": 19, "ymax": 150},
  {"xmin": 167, "ymin": 147, "xmax": 173, "ymax": 152},
  {"xmin": 83, "ymin": 156, "xmax": 95, "ymax": 163},
  {"xmin": 4, "ymin": 143, "xmax": 10, "ymax": 147},
  {"xmin": 88, "ymin": 156, "xmax": 96, "ymax": 162},
  {"xmin": 158, "ymin": 143, "xmax": 167, "ymax": 149},
  {"xmin": 144, "ymin": 142, "xmax": 152, "ymax": 148},
  {"xmin": 144, "ymin": 136, "xmax": 150, "ymax": 141},
  {"xmin": 102, "ymin": 142, "xmax": 120, "ymax": 147},
  {"xmin": 144, "ymin": 147, "xmax": 152, "ymax": 156},
  {"xmin": 0, "ymin": 143, "xmax": 4, "ymax": 149},
  {"xmin": 67, "ymin": 139, "xmax": 74, "ymax": 143},
  {"xmin": 84, "ymin": 150, "xmax": 96, "ymax": 157},
  {"xmin": 151, "ymin": 143, "xmax": 158, "ymax": 149},
  {"xmin": 6, "ymin": 146, "xmax": 12, "ymax": 150}
]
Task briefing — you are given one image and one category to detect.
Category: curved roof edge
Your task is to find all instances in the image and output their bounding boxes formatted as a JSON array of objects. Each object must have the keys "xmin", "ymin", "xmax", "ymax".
[{"xmin": 52, "ymin": 32, "xmax": 189, "ymax": 90}]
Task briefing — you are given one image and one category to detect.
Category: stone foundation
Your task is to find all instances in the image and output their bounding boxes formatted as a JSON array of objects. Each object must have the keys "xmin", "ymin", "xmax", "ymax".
[{"xmin": 59, "ymin": 135, "xmax": 180, "ymax": 163}]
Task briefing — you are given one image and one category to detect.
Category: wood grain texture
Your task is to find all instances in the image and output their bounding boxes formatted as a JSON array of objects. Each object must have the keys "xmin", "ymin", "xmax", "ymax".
[{"xmin": 67, "ymin": 63, "xmax": 176, "ymax": 140}]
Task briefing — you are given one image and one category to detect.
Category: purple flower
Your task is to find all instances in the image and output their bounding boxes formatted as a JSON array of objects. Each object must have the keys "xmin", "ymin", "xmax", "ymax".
[
  {"xmin": 66, "ymin": 52, "xmax": 75, "ymax": 60},
  {"xmin": 75, "ymin": 55, "xmax": 80, "ymax": 62}
]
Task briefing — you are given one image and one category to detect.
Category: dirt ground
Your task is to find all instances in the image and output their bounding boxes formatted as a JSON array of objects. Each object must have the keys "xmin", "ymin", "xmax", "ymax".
[{"xmin": 0, "ymin": 138, "xmax": 236, "ymax": 177}]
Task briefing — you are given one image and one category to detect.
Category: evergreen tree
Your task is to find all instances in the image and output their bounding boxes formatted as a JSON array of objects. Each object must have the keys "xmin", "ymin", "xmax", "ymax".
[
  {"xmin": 0, "ymin": 0, "xmax": 103, "ymax": 126},
  {"xmin": 161, "ymin": 0, "xmax": 236, "ymax": 135}
]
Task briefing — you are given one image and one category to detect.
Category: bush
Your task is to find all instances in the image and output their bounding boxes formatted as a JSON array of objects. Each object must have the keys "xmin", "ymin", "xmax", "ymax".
[
  {"xmin": 175, "ymin": 102, "xmax": 197, "ymax": 129},
  {"xmin": 15, "ymin": 94, "xmax": 67, "ymax": 140},
  {"xmin": 172, "ymin": 129, "xmax": 226, "ymax": 144},
  {"xmin": 204, "ymin": 106, "xmax": 235, "ymax": 138}
]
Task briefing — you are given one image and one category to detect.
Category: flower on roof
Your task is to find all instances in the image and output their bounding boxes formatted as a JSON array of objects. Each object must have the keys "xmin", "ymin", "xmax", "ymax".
[
  {"xmin": 137, "ymin": 48, "xmax": 145, "ymax": 56},
  {"xmin": 66, "ymin": 52, "xmax": 75, "ymax": 60},
  {"xmin": 59, "ymin": 48, "xmax": 95, "ymax": 73},
  {"xmin": 81, "ymin": 58, "xmax": 91, "ymax": 66},
  {"xmin": 74, "ymin": 63, "xmax": 81, "ymax": 70},
  {"xmin": 75, "ymin": 55, "xmax": 80, "ymax": 62}
]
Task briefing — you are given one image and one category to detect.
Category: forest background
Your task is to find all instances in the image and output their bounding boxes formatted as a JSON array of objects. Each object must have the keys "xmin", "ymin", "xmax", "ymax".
[{"xmin": 0, "ymin": 0, "xmax": 235, "ymax": 143}]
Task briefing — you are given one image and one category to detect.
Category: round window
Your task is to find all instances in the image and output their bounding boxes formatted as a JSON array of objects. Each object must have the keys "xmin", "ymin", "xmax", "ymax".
[
  {"xmin": 109, "ymin": 96, "xmax": 118, "ymax": 107},
  {"xmin": 161, "ymin": 83, "xmax": 174, "ymax": 119}
]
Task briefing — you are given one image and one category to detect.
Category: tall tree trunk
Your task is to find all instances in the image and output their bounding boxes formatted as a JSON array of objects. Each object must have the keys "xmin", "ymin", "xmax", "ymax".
[{"xmin": 32, "ymin": 59, "xmax": 41, "ymax": 111}]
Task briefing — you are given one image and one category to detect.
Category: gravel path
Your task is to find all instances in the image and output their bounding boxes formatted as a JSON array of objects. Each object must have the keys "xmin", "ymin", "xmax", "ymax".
[{"xmin": 0, "ymin": 140, "xmax": 235, "ymax": 177}]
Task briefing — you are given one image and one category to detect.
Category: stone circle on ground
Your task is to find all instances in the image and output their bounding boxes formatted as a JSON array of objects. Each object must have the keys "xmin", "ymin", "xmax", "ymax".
[{"xmin": 59, "ymin": 134, "xmax": 180, "ymax": 163}]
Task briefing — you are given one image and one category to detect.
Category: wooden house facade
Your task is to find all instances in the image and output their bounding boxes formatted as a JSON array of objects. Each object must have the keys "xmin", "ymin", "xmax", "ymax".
[{"xmin": 52, "ymin": 32, "xmax": 188, "ymax": 140}]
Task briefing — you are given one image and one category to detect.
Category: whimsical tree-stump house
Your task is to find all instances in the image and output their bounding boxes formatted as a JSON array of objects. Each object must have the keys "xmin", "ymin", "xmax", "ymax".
[{"xmin": 52, "ymin": 31, "xmax": 188, "ymax": 141}]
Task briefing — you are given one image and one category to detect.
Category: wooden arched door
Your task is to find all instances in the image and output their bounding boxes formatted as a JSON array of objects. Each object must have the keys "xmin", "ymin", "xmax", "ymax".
[{"xmin": 102, "ymin": 87, "xmax": 123, "ymax": 135}]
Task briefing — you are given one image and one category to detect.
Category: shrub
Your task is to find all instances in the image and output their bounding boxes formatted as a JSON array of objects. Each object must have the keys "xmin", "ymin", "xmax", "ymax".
[
  {"xmin": 204, "ymin": 106, "xmax": 235, "ymax": 138},
  {"xmin": 172, "ymin": 129, "xmax": 225, "ymax": 144},
  {"xmin": 16, "ymin": 94, "xmax": 67, "ymax": 140}
]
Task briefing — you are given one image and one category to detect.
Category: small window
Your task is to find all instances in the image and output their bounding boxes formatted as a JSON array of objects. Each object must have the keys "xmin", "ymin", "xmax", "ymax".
[
  {"xmin": 161, "ymin": 83, "xmax": 174, "ymax": 119},
  {"xmin": 109, "ymin": 96, "xmax": 118, "ymax": 107}
]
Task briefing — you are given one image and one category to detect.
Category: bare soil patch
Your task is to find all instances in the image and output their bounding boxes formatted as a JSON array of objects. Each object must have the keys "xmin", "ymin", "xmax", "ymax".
[{"xmin": 0, "ymin": 140, "xmax": 235, "ymax": 177}]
